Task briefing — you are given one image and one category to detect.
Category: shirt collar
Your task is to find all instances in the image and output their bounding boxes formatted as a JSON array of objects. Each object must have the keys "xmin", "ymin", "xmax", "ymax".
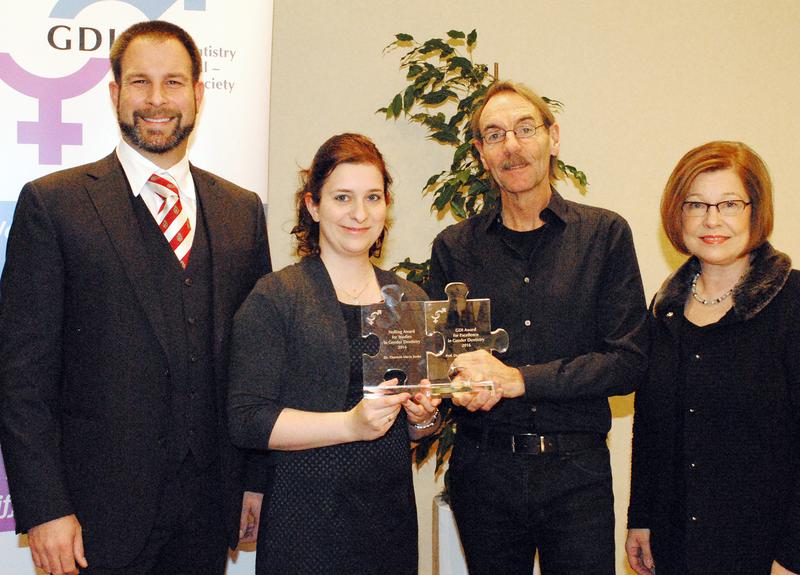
[
  {"xmin": 115, "ymin": 139, "xmax": 194, "ymax": 200},
  {"xmin": 482, "ymin": 187, "xmax": 569, "ymax": 233}
]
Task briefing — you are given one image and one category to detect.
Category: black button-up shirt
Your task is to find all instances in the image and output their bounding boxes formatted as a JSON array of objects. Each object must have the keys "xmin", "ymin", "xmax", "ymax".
[{"xmin": 427, "ymin": 190, "xmax": 647, "ymax": 434}]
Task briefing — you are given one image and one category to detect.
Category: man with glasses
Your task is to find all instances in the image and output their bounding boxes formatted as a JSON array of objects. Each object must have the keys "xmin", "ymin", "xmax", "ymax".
[{"xmin": 427, "ymin": 81, "xmax": 647, "ymax": 575}]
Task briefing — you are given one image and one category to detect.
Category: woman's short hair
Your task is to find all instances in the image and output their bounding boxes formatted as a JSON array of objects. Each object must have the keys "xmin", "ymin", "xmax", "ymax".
[
  {"xmin": 292, "ymin": 133, "xmax": 392, "ymax": 258},
  {"xmin": 661, "ymin": 141, "xmax": 774, "ymax": 255}
]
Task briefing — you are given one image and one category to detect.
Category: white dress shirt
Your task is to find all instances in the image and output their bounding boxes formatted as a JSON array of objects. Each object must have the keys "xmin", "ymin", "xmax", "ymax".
[{"xmin": 115, "ymin": 139, "xmax": 198, "ymax": 238}]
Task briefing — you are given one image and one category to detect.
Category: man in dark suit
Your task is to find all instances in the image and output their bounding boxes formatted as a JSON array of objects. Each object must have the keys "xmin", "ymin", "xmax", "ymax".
[{"xmin": 0, "ymin": 20, "xmax": 271, "ymax": 575}]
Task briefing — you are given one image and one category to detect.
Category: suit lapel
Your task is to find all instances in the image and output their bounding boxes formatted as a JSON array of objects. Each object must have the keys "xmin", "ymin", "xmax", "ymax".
[
  {"xmin": 191, "ymin": 168, "xmax": 228, "ymax": 377},
  {"xmin": 84, "ymin": 153, "xmax": 171, "ymax": 358}
]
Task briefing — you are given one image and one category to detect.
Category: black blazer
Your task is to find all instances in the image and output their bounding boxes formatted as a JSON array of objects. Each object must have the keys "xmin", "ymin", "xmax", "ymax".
[
  {"xmin": 228, "ymin": 256, "xmax": 427, "ymax": 452},
  {"xmin": 0, "ymin": 153, "xmax": 271, "ymax": 566},
  {"xmin": 628, "ymin": 244, "xmax": 800, "ymax": 573}
]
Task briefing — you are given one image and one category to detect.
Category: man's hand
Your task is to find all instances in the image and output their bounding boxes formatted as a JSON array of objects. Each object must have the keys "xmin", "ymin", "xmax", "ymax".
[
  {"xmin": 625, "ymin": 528, "xmax": 655, "ymax": 575},
  {"xmin": 239, "ymin": 491, "xmax": 264, "ymax": 544},
  {"xmin": 28, "ymin": 514, "xmax": 87, "ymax": 575},
  {"xmin": 772, "ymin": 561, "xmax": 799, "ymax": 575},
  {"xmin": 450, "ymin": 350, "xmax": 524, "ymax": 412}
]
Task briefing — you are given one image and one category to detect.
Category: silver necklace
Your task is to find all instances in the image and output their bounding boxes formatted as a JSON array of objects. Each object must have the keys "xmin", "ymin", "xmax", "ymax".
[
  {"xmin": 691, "ymin": 272, "xmax": 735, "ymax": 306},
  {"xmin": 341, "ymin": 270, "xmax": 373, "ymax": 304}
]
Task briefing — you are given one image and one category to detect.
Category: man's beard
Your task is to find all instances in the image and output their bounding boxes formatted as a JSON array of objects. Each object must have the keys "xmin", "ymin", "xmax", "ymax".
[{"xmin": 118, "ymin": 110, "xmax": 195, "ymax": 154}]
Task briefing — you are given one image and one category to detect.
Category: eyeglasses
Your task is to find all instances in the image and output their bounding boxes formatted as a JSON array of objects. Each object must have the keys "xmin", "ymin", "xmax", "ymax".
[
  {"xmin": 480, "ymin": 122, "xmax": 545, "ymax": 146},
  {"xmin": 681, "ymin": 200, "xmax": 752, "ymax": 217}
]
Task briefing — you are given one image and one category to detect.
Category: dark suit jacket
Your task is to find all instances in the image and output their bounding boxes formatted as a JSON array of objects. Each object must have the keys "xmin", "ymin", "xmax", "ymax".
[{"xmin": 0, "ymin": 152, "xmax": 271, "ymax": 566}]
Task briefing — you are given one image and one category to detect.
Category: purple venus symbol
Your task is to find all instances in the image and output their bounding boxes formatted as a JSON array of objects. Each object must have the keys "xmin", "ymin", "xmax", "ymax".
[
  {"xmin": 0, "ymin": 446, "xmax": 14, "ymax": 532},
  {"xmin": 0, "ymin": 54, "xmax": 109, "ymax": 165}
]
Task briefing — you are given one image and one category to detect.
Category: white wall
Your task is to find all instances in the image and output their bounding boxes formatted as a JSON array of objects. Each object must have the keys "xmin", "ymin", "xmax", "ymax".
[{"xmin": 268, "ymin": 2, "xmax": 800, "ymax": 573}]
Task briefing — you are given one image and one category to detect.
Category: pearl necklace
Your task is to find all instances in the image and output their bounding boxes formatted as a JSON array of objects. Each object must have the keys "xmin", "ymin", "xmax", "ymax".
[{"xmin": 690, "ymin": 272, "xmax": 735, "ymax": 306}]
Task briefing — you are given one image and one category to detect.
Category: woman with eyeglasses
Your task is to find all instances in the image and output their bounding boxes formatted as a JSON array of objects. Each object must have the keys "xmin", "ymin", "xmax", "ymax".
[
  {"xmin": 227, "ymin": 133, "xmax": 440, "ymax": 574},
  {"xmin": 625, "ymin": 141, "xmax": 800, "ymax": 575}
]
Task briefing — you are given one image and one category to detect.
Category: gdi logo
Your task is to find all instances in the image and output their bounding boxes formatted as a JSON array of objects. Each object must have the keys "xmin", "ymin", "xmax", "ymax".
[
  {"xmin": 50, "ymin": 0, "xmax": 206, "ymax": 20},
  {"xmin": 0, "ymin": 0, "xmax": 206, "ymax": 165}
]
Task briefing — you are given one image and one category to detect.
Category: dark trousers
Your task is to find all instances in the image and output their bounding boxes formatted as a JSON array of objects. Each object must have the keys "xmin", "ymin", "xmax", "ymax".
[
  {"xmin": 82, "ymin": 454, "xmax": 228, "ymax": 575},
  {"xmin": 448, "ymin": 432, "xmax": 616, "ymax": 575}
]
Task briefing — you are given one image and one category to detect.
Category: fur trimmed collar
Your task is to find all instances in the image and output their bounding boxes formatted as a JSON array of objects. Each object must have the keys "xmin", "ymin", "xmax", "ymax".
[{"xmin": 653, "ymin": 243, "xmax": 792, "ymax": 322}]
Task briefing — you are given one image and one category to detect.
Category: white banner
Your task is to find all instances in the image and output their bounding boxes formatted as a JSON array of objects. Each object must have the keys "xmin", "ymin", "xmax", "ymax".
[{"xmin": 0, "ymin": 1, "xmax": 271, "ymax": 572}]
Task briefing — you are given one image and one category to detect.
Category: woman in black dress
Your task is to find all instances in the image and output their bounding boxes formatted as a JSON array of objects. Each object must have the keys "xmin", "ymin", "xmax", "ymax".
[
  {"xmin": 228, "ymin": 133, "xmax": 441, "ymax": 574},
  {"xmin": 626, "ymin": 141, "xmax": 800, "ymax": 575}
]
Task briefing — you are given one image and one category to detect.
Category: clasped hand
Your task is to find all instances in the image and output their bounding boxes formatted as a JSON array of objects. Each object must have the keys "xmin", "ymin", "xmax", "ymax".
[
  {"xmin": 348, "ymin": 378, "xmax": 409, "ymax": 441},
  {"xmin": 402, "ymin": 378, "xmax": 442, "ymax": 428},
  {"xmin": 449, "ymin": 350, "xmax": 524, "ymax": 412},
  {"xmin": 350, "ymin": 378, "xmax": 442, "ymax": 441}
]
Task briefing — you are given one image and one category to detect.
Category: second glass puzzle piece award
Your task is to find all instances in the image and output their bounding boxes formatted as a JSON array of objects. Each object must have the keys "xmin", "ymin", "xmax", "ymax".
[{"xmin": 424, "ymin": 282, "xmax": 509, "ymax": 385}]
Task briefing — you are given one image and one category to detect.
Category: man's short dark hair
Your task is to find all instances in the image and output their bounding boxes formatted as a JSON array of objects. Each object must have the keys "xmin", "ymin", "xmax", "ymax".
[{"xmin": 110, "ymin": 20, "xmax": 202, "ymax": 83}]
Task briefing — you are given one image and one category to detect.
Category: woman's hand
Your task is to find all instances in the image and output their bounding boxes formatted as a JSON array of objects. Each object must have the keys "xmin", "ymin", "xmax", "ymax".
[
  {"xmin": 625, "ymin": 528, "xmax": 655, "ymax": 575},
  {"xmin": 347, "ymin": 378, "xmax": 409, "ymax": 441},
  {"xmin": 403, "ymin": 379, "xmax": 442, "ymax": 439}
]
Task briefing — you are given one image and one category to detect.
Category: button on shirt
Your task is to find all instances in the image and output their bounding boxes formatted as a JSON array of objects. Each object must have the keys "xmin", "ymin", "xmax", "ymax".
[
  {"xmin": 116, "ymin": 139, "xmax": 197, "ymax": 232},
  {"xmin": 427, "ymin": 190, "xmax": 647, "ymax": 434}
]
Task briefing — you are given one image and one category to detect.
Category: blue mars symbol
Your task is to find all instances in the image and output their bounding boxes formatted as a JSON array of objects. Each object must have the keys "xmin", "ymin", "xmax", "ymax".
[{"xmin": 50, "ymin": 0, "xmax": 206, "ymax": 20}]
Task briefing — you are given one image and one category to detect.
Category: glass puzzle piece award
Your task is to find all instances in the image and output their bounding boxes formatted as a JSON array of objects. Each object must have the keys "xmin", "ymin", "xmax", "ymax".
[
  {"xmin": 424, "ymin": 282, "xmax": 509, "ymax": 382},
  {"xmin": 361, "ymin": 284, "xmax": 444, "ymax": 391},
  {"xmin": 361, "ymin": 282, "xmax": 508, "ymax": 399}
]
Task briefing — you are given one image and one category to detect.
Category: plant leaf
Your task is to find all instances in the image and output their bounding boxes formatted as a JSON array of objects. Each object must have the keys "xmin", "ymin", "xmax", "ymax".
[
  {"xmin": 426, "ymin": 171, "xmax": 444, "ymax": 187},
  {"xmin": 435, "ymin": 421, "xmax": 455, "ymax": 475},
  {"xmin": 419, "ymin": 38, "xmax": 448, "ymax": 54},
  {"xmin": 454, "ymin": 169, "xmax": 471, "ymax": 185},
  {"xmin": 406, "ymin": 63, "xmax": 423, "ymax": 79},
  {"xmin": 421, "ymin": 89, "xmax": 455, "ymax": 105},
  {"xmin": 448, "ymin": 56, "xmax": 473, "ymax": 74},
  {"xmin": 432, "ymin": 182, "xmax": 454, "ymax": 211},
  {"xmin": 452, "ymin": 142, "xmax": 471, "ymax": 169},
  {"xmin": 430, "ymin": 130, "xmax": 460, "ymax": 144},
  {"xmin": 395, "ymin": 33, "xmax": 413, "ymax": 42},
  {"xmin": 447, "ymin": 30, "xmax": 465, "ymax": 39},
  {"xmin": 467, "ymin": 29, "xmax": 477, "ymax": 46},
  {"xmin": 422, "ymin": 113, "xmax": 447, "ymax": 130},
  {"xmin": 467, "ymin": 177, "xmax": 489, "ymax": 197},
  {"xmin": 403, "ymin": 85, "xmax": 416, "ymax": 113},
  {"xmin": 447, "ymin": 110, "xmax": 466, "ymax": 129},
  {"xmin": 451, "ymin": 194, "xmax": 466, "ymax": 219},
  {"xmin": 390, "ymin": 93, "xmax": 402, "ymax": 117}
]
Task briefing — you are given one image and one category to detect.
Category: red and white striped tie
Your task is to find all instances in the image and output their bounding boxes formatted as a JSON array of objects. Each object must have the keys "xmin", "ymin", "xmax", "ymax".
[{"xmin": 147, "ymin": 173, "xmax": 192, "ymax": 268}]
